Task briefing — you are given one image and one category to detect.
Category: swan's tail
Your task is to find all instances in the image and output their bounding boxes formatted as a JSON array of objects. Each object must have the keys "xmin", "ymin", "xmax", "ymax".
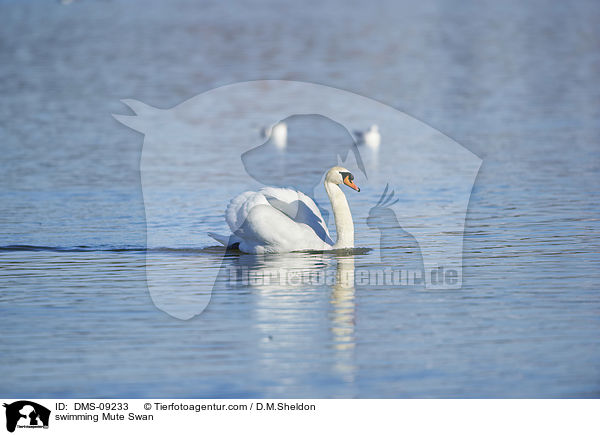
[
  {"xmin": 208, "ymin": 232, "xmax": 242, "ymax": 250},
  {"xmin": 208, "ymin": 232, "xmax": 231, "ymax": 246}
]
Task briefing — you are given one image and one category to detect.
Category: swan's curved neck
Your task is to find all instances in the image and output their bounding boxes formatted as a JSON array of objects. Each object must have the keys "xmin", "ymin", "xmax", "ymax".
[{"xmin": 325, "ymin": 181, "xmax": 354, "ymax": 249}]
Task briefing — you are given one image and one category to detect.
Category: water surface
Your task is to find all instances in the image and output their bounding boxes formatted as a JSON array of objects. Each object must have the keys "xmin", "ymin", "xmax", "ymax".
[{"xmin": 0, "ymin": 0, "xmax": 599, "ymax": 398}]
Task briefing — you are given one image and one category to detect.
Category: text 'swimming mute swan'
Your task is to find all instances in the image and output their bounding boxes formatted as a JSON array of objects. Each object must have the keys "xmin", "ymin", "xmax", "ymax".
[
  {"xmin": 260, "ymin": 122, "xmax": 287, "ymax": 148},
  {"xmin": 209, "ymin": 166, "xmax": 360, "ymax": 253},
  {"xmin": 354, "ymin": 124, "xmax": 380, "ymax": 148}
]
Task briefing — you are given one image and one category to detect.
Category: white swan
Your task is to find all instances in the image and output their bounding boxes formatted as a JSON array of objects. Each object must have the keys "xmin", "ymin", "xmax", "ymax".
[
  {"xmin": 260, "ymin": 122, "xmax": 287, "ymax": 148},
  {"xmin": 209, "ymin": 166, "xmax": 360, "ymax": 253},
  {"xmin": 354, "ymin": 124, "xmax": 380, "ymax": 148}
]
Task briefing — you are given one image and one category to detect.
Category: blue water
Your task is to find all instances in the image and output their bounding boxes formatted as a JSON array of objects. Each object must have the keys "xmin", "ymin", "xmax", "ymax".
[{"xmin": 1, "ymin": 0, "xmax": 599, "ymax": 398}]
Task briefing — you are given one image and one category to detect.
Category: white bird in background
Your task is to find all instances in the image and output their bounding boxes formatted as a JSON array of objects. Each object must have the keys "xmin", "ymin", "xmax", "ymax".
[
  {"xmin": 260, "ymin": 122, "xmax": 288, "ymax": 148},
  {"xmin": 354, "ymin": 124, "xmax": 381, "ymax": 149},
  {"xmin": 208, "ymin": 166, "xmax": 360, "ymax": 253}
]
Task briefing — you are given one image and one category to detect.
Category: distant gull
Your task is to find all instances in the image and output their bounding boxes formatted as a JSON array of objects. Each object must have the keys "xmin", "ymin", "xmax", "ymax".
[
  {"xmin": 261, "ymin": 122, "xmax": 287, "ymax": 148},
  {"xmin": 354, "ymin": 124, "xmax": 380, "ymax": 148}
]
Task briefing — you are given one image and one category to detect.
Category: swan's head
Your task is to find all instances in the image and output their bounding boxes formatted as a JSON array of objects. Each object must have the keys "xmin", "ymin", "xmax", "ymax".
[
  {"xmin": 370, "ymin": 124, "xmax": 379, "ymax": 132},
  {"xmin": 326, "ymin": 166, "xmax": 360, "ymax": 192}
]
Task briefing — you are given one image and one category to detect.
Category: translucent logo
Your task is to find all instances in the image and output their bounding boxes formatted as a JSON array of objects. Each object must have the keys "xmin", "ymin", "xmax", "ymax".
[{"xmin": 114, "ymin": 80, "xmax": 481, "ymax": 320}]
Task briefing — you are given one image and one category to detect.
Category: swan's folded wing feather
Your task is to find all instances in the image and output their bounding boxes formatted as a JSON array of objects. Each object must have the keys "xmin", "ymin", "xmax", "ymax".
[
  {"xmin": 225, "ymin": 191, "xmax": 264, "ymax": 232},
  {"xmin": 260, "ymin": 187, "xmax": 333, "ymax": 245},
  {"xmin": 223, "ymin": 187, "xmax": 333, "ymax": 252}
]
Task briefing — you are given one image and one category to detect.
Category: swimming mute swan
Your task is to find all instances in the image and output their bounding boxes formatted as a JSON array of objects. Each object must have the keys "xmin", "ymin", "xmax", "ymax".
[
  {"xmin": 354, "ymin": 125, "xmax": 380, "ymax": 148},
  {"xmin": 209, "ymin": 166, "xmax": 360, "ymax": 253}
]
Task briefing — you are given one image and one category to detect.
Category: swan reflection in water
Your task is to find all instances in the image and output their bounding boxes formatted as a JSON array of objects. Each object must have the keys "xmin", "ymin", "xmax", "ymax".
[
  {"xmin": 212, "ymin": 250, "xmax": 358, "ymax": 383},
  {"xmin": 329, "ymin": 255, "xmax": 357, "ymax": 383},
  {"xmin": 330, "ymin": 255, "xmax": 355, "ymax": 351}
]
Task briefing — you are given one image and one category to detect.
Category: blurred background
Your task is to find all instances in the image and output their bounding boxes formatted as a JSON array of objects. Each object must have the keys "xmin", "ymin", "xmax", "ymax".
[{"xmin": 0, "ymin": 0, "xmax": 598, "ymax": 397}]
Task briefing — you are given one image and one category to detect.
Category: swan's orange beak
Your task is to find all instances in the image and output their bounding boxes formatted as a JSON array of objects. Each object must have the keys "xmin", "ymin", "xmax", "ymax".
[{"xmin": 343, "ymin": 175, "xmax": 360, "ymax": 192}]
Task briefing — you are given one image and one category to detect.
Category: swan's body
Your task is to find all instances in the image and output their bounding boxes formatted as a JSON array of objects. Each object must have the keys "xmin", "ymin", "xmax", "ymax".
[
  {"xmin": 209, "ymin": 166, "xmax": 360, "ymax": 253},
  {"xmin": 261, "ymin": 122, "xmax": 287, "ymax": 148},
  {"xmin": 354, "ymin": 124, "xmax": 380, "ymax": 148}
]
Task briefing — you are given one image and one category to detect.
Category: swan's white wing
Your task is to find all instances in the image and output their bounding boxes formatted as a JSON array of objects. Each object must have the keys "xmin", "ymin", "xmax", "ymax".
[
  {"xmin": 225, "ymin": 190, "xmax": 268, "ymax": 234},
  {"xmin": 260, "ymin": 187, "xmax": 333, "ymax": 245},
  {"xmin": 223, "ymin": 187, "xmax": 333, "ymax": 253}
]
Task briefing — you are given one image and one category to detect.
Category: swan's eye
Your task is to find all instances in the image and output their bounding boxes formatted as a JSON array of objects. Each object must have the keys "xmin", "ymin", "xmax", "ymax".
[{"xmin": 339, "ymin": 171, "xmax": 351, "ymax": 180}]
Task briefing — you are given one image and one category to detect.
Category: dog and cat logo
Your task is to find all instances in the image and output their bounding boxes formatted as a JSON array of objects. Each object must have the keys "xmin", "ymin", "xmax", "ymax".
[{"xmin": 3, "ymin": 401, "xmax": 50, "ymax": 432}]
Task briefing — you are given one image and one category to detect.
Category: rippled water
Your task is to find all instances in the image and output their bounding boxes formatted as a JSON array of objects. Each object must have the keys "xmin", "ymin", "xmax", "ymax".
[{"xmin": 1, "ymin": 0, "xmax": 599, "ymax": 398}]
